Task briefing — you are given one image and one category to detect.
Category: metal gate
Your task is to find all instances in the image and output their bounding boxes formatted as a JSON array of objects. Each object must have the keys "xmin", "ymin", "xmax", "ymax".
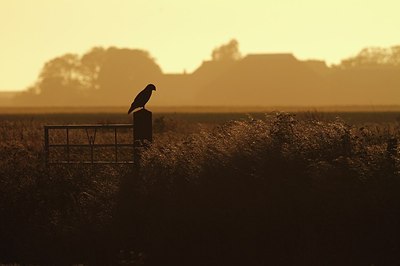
[{"xmin": 44, "ymin": 124, "xmax": 134, "ymax": 165}]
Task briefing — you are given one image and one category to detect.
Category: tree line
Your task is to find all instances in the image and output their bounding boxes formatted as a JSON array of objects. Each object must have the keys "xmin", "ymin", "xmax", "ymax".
[{"xmin": 13, "ymin": 40, "xmax": 400, "ymax": 106}]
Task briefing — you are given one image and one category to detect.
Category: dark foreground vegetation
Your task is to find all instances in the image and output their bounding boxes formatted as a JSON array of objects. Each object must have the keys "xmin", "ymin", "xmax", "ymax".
[{"xmin": 0, "ymin": 112, "xmax": 399, "ymax": 265}]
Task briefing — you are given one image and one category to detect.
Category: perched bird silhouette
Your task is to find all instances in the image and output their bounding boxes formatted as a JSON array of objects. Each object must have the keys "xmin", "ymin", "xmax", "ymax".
[{"xmin": 127, "ymin": 84, "xmax": 156, "ymax": 114}]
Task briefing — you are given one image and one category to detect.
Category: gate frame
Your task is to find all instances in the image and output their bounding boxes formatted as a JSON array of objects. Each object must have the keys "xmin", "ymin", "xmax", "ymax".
[{"xmin": 44, "ymin": 124, "xmax": 134, "ymax": 165}]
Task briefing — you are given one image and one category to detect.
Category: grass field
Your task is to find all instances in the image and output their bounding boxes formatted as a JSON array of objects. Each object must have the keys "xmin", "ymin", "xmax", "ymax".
[{"xmin": 0, "ymin": 109, "xmax": 399, "ymax": 265}]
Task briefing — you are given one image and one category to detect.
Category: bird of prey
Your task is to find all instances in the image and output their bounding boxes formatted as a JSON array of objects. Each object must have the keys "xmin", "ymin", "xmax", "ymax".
[{"xmin": 127, "ymin": 84, "xmax": 156, "ymax": 114}]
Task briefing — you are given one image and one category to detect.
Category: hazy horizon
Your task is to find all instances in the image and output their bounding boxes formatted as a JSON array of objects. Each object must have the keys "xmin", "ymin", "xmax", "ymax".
[{"xmin": 2, "ymin": 0, "xmax": 400, "ymax": 91}]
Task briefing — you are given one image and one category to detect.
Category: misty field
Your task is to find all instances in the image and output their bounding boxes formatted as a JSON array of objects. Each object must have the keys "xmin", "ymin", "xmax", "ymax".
[{"xmin": 0, "ymin": 111, "xmax": 400, "ymax": 265}]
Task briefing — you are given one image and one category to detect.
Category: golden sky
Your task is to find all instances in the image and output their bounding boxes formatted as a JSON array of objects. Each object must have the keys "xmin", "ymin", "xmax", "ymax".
[{"xmin": 1, "ymin": 0, "xmax": 399, "ymax": 91}]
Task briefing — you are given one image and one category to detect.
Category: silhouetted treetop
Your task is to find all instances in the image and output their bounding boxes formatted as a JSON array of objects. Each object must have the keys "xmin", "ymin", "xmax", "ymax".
[
  {"xmin": 97, "ymin": 47, "xmax": 162, "ymax": 92},
  {"xmin": 338, "ymin": 45, "xmax": 400, "ymax": 68},
  {"xmin": 81, "ymin": 47, "xmax": 107, "ymax": 90},
  {"xmin": 211, "ymin": 39, "xmax": 242, "ymax": 61},
  {"xmin": 39, "ymin": 54, "xmax": 81, "ymax": 81},
  {"xmin": 14, "ymin": 47, "xmax": 162, "ymax": 105},
  {"xmin": 36, "ymin": 53, "xmax": 86, "ymax": 100}
]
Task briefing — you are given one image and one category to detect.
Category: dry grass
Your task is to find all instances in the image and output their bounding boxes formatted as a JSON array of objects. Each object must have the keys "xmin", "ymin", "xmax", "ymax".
[{"xmin": 0, "ymin": 112, "xmax": 399, "ymax": 265}]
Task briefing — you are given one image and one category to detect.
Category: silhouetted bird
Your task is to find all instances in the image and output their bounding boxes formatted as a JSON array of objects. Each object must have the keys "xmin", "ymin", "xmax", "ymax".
[{"xmin": 127, "ymin": 84, "xmax": 156, "ymax": 114}]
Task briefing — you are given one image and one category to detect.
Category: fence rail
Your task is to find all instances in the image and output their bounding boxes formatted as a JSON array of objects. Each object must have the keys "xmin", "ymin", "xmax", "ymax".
[
  {"xmin": 44, "ymin": 124, "xmax": 134, "ymax": 129},
  {"xmin": 44, "ymin": 124, "xmax": 134, "ymax": 165}
]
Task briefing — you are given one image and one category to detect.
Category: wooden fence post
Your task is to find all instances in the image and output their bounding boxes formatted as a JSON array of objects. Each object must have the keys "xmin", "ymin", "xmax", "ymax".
[
  {"xmin": 44, "ymin": 126, "xmax": 49, "ymax": 165},
  {"xmin": 133, "ymin": 109, "xmax": 153, "ymax": 166}
]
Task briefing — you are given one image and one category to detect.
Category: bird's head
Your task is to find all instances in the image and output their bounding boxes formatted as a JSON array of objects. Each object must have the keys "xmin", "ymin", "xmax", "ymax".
[{"xmin": 146, "ymin": 84, "xmax": 156, "ymax": 91}]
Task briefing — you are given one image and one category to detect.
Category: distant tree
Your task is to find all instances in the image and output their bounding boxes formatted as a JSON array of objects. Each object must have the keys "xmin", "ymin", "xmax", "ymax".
[
  {"xmin": 37, "ymin": 54, "xmax": 85, "ymax": 96},
  {"xmin": 338, "ymin": 45, "xmax": 400, "ymax": 68},
  {"xmin": 14, "ymin": 47, "xmax": 162, "ymax": 105},
  {"xmin": 39, "ymin": 54, "xmax": 81, "ymax": 82},
  {"xmin": 388, "ymin": 45, "xmax": 400, "ymax": 65},
  {"xmin": 13, "ymin": 53, "xmax": 87, "ymax": 105},
  {"xmin": 80, "ymin": 47, "xmax": 107, "ymax": 90},
  {"xmin": 211, "ymin": 39, "xmax": 242, "ymax": 61},
  {"xmin": 97, "ymin": 47, "xmax": 162, "ymax": 93}
]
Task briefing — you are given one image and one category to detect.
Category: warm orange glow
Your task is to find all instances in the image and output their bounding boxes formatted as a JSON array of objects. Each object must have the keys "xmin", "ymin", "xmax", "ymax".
[{"xmin": 1, "ymin": 0, "xmax": 400, "ymax": 93}]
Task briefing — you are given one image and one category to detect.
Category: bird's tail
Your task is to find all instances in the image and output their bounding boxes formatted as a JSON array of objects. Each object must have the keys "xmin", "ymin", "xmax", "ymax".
[{"xmin": 127, "ymin": 106, "xmax": 135, "ymax": 114}]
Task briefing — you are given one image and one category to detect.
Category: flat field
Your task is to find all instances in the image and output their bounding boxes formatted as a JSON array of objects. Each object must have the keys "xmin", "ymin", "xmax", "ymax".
[{"xmin": 0, "ymin": 107, "xmax": 399, "ymax": 265}]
